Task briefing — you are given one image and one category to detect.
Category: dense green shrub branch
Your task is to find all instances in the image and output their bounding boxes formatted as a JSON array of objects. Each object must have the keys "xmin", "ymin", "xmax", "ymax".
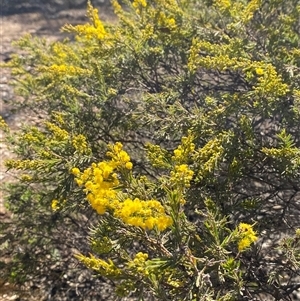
[{"xmin": 1, "ymin": 0, "xmax": 300, "ymax": 300}]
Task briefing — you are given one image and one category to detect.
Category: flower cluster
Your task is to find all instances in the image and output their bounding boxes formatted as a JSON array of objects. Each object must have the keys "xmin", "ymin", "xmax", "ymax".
[
  {"xmin": 157, "ymin": 11, "xmax": 177, "ymax": 30},
  {"xmin": 127, "ymin": 252, "xmax": 149, "ymax": 275},
  {"xmin": 44, "ymin": 121, "xmax": 69, "ymax": 141},
  {"xmin": 187, "ymin": 38, "xmax": 201, "ymax": 73},
  {"xmin": 51, "ymin": 199, "xmax": 60, "ymax": 211},
  {"xmin": 75, "ymin": 254, "xmax": 122, "ymax": 278},
  {"xmin": 170, "ymin": 164, "xmax": 194, "ymax": 188},
  {"xmin": 20, "ymin": 174, "xmax": 33, "ymax": 182},
  {"xmin": 132, "ymin": 0, "xmax": 147, "ymax": 9},
  {"xmin": 146, "ymin": 143, "xmax": 170, "ymax": 168},
  {"xmin": 46, "ymin": 64, "xmax": 87, "ymax": 77},
  {"xmin": 237, "ymin": 223, "xmax": 258, "ymax": 252},
  {"xmin": 0, "ymin": 116, "xmax": 9, "ymax": 132},
  {"xmin": 255, "ymin": 67, "xmax": 264, "ymax": 76},
  {"xmin": 194, "ymin": 135, "xmax": 226, "ymax": 180},
  {"xmin": 73, "ymin": 143, "xmax": 172, "ymax": 231},
  {"xmin": 240, "ymin": 0, "xmax": 261, "ymax": 23},
  {"xmin": 21, "ymin": 132, "xmax": 42, "ymax": 144},
  {"xmin": 114, "ymin": 198, "xmax": 172, "ymax": 231},
  {"xmin": 72, "ymin": 161, "xmax": 119, "ymax": 215},
  {"xmin": 91, "ymin": 237, "xmax": 113, "ymax": 254},
  {"xmin": 51, "ymin": 111, "xmax": 65, "ymax": 126},
  {"xmin": 63, "ymin": 2, "xmax": 106, "ymax": 41},
  {"xmin": 172, "ymin": 132, "xmax": 195, "ymax": 164},
  {"xmin": 72, "ymin": 134, "xmax": 90, "ymax": 154},
  {"xmin": 51, "ymin": 199, "xmax": 66, "ymax": 211},
  {"xmin": 5, "ymin": 159, "xmax": 47, "ymax": 170},
  {"xmin": 214, "ymin": 0, "xmax": 231, "ymax": 12},
  {"xmin": 254, "ymin": 64, "xmax": 289, "ymax": 98},
  {"xmin": 106, "ymin": 142, "xmax": 133, "ymax": 170}
]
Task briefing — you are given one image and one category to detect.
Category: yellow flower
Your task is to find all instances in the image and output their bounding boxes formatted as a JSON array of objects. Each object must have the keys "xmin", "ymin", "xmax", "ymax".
[
  {"xmin": 113, "ymin": 198, "xmax": 172, "ymax": 231},
  {"xmin": 135, "ymin": 252, "xmax": 148, "ymax": 261},
  {"xmin": 73, "ymin": 143, "xmax": 171, "ymax": 230},
  {"xmin": 237, "ymin": 223, "xmax": 258, "ymax": 252},
  {"xmin": 75, "ymin": 254, "xmax": 121, "ymax": 277},
  {"xmin": 132, "ymin": 0, "xmax": 147, "ymax": 8},
  {"xmin": 255, "ymin": 68, "xmax": 264, "ymax": 76},
  {"xmin": 127, "ymin": 252, "xmax": 149, "ymax": 275},
  {"xmin": 216, "ymin": 0, "xmax": 231, "ymax": 11},
  {"xmin": 170, "ymin": 164, "xmax": 194, "ymax": 187},
  {"xmin": 172, "ymin": 132, "xmax": 195, "ymax": 163},
  {"xmin": 71, "ymin": 167, "xmax": 81, "ymax": 176},
  {"xmin": 72, "ymin": 134, "xmax": 89, "ymax": 154},
  {"xmin": 166, "ymin": 18, "xmax": 176, "ymax": 29},
  {"xmin": 125, "ymin": 162, "xmax": 133, "ymax": 170},
  {"xmin": 44, "ymin": 122, "xmax": 69, "ymax": 141},
  {"xmin": 21, "ymin": 174, "xmax": 33, "ymax": 182},
  {"xmin": 156, "ymin": 216, "xmax": 173, "ymax": 232},
  {"xmin": 64, "ymin": 2, "xmax": 106, "ymax": 41},
  {"xmin": 0, "ymin": 116, "xmax": 9, "ymax": 131},
  {"xmin": 107, "ymin": 142, "xmax": 132, "ymax": 169},
  {"xmin": 51, "ymin": 199, "xmax": 59, "ymax": 211},
  {"xmin": 173, "ymin": 148, "xmax": 183, "ymax": 159}
]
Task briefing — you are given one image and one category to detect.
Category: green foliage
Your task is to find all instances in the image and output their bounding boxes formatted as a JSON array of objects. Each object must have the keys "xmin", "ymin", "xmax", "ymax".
[{"xmin": 2, "ymin": 0, "xmax": 300, "ymax": 300}]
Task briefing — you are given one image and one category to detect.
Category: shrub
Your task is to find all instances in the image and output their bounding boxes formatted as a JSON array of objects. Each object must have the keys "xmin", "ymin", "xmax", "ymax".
[{"xmin": 1, "ymin": 0, "xmax": 300, "ymax": 300}]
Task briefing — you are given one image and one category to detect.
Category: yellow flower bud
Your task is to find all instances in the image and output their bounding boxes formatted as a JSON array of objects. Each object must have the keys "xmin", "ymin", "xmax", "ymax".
[{"xmin": 125, "ymin": 162, "xmax": 133, "ymax": 170}]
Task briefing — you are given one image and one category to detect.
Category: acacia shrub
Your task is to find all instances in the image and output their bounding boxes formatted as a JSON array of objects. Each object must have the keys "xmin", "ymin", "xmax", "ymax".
[{"xmin": 1, "ymin": 0, "xmax": 300, "ymax": 300}]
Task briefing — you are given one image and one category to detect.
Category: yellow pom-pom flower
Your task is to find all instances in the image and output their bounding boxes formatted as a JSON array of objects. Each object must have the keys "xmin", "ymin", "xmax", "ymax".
[{"xmin": 237, "ymin": 223, "xmax": 258, "ymax": 252}]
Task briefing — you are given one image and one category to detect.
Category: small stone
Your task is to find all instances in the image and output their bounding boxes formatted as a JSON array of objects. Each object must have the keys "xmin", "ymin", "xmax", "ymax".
[{"xmin": 7, "ymin": 295, "xmax": 19, "ymax": 300}]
